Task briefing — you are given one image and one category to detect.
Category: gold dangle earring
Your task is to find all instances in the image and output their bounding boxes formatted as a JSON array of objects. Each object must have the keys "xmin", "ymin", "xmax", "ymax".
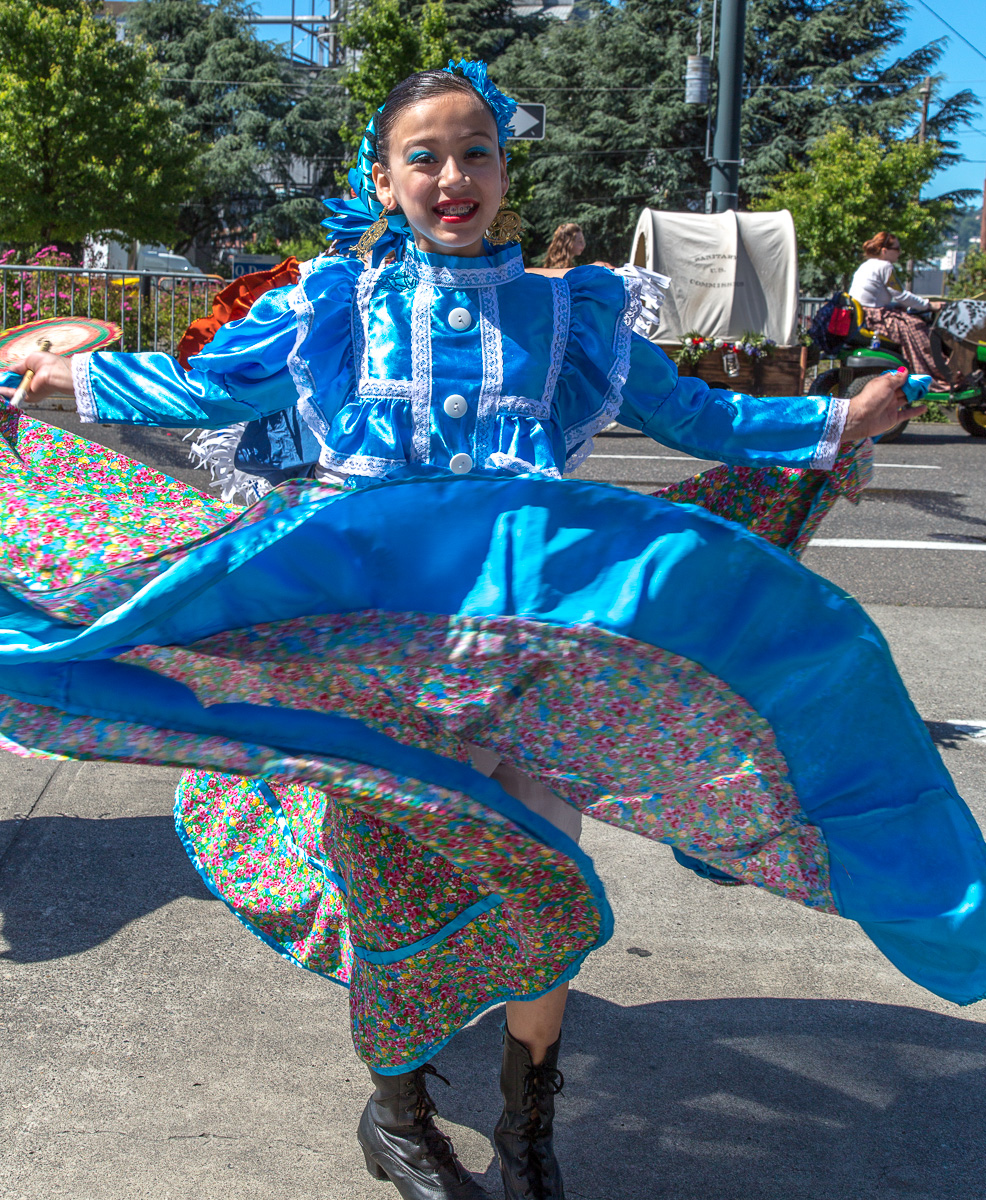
[
  {"xmin": 352, "ymin": 207, "xmax": 397, "ymax": 260},
  {"xmin": 485, "ymin": 197, "xmax": 523, "ymax": 246}
]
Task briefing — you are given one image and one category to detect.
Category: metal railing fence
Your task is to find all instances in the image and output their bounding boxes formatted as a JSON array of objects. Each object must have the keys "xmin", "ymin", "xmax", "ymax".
[
  {"xmin": 0, "ymin": 265, "xmax": 224, "ymax": 357},
  {"xmin": 797, "ymin": 296, "xmax": 827, "ymax": 330},
  {"xmin": 0, "ymin": 275, "xmax": 839, "ymax": 359}
]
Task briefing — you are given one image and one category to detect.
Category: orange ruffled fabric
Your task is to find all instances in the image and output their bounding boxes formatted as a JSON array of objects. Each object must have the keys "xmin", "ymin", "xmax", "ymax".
[{"xmin": 176, "ymin": 257, "xmax": 302, "ymax": 369}]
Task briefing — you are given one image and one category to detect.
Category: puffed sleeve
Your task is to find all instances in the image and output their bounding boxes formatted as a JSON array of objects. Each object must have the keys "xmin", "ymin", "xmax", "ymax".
[
  {"xmin": 72, "ymin": 256, "xmax": 363, "ymax": 431},
  {"xmin": 561, "ymin": 266, "xmax": 847, "ymax": 471}
]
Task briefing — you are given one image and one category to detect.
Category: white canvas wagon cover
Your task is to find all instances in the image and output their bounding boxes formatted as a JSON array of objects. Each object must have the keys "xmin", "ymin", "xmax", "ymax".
[{"xmin": 630, "ymin": 208, "xmax": 799, "ymax": 346}]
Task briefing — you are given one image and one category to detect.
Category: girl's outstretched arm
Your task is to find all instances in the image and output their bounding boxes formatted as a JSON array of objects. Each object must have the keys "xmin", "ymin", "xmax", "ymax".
[
  {"xmin": 618, "ymin": 336, "xmax": 920, "ymax": 469},
  {"xmin": 0, "ymin": 280, "xmax": 308, "ymax": 430}
]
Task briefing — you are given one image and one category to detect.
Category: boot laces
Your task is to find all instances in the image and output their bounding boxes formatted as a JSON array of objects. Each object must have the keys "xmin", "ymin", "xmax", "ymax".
[
  {"xmin": 412, "ymin": 1063, "xmax": 467, "ymax": 1180},
  {"xmin": 517, "ymin": 1062, "xmax": 565, "ymax": 1199}
]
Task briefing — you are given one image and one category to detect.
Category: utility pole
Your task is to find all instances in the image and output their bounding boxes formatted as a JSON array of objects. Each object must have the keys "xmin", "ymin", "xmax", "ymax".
[
  {"xmin": 906, "ymin": 76, "xmax": 932, "ymax": 287},
  {"xmin": 708, "ymin": 0, "xmax": 747, "ymax": 213}
]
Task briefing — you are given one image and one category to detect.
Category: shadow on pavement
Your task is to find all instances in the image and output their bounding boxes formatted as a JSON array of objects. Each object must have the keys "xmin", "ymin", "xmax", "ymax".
[
  {"xmin": 0, "ymin": 814, "xmax": 215, "ymax": 962},
  {"xmin": 437, "ymin": 993, "xmax": 986, "ymax": 1200}
]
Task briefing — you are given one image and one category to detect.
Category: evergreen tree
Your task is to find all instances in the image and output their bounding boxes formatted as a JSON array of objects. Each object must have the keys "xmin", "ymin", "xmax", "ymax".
[
  {"xmin": 741, "ymin": 0, "xmax": 979, "ymax": 202},
  {"xmin": 127, "ymin": 0, "xmax": 350, "ymax": 264},
  {"xmin": 0, "ymin": 0, "xmax": 196, "ymax": 254},
  {"xmin": 494, "ymin": 0, "xmax": 707, "ymax": 264},
  {"xmin": 494, "ymin": 0, "xmax": 978, "ymax": 265},
  {"xmin": 409, "ymin": 0, "xmax": 545, "ymax": 62}
]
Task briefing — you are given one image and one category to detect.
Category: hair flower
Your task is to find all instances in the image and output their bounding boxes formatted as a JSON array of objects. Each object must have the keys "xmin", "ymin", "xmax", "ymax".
[{"xmin": 447, "ymin": 59, "xmax": 517, "ymax": 147}]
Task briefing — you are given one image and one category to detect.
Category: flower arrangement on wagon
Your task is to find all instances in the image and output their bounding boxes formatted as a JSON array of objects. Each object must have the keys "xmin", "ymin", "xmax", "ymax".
[{"xmin": 677, "ymin": 330, "xmax": 777, "ymax": 375}]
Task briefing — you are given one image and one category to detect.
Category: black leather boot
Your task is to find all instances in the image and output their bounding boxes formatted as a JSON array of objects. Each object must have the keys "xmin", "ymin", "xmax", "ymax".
[
  {"xmin": 494, "ymin": 1029, "xmax": 565, "ymax": 1200},
  {"xmin": 357, "ymin": 1062, "xmax": 492, "ymax": 1199}
]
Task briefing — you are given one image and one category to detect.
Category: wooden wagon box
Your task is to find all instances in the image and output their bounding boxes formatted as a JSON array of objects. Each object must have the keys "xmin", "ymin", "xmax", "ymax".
[{"xmin": 666, "ymin": 345, "xmax": 805, "ymax": 397}]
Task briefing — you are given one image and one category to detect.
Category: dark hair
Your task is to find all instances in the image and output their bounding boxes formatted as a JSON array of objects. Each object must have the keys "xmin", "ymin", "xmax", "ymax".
[
  {"xmin": 374, "ymin": 70, "xmax": 499, "ymax": 169},
  {"xmin": 862, "ymin": 231, "xmax": 899, "ymax": 257},
  {"xmin": 543, "ymin": 223, "xmax": 584, "ymax": 269}
]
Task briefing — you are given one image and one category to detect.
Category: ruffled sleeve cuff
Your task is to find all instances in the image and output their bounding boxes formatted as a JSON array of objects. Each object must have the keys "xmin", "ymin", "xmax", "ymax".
[
  {"xmin": 72, "ymin": 352, "xmax": 98, "ymax": 423},
  {"xmin": 812, "ymin": 395, "xmax": 850, "ymax": 470}
]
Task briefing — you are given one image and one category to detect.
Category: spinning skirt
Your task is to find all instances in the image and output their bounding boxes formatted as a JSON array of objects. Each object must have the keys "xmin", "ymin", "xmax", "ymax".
[{"xmin": 1, "ymin": 416, "xmax": 984, "ymax": 1072}]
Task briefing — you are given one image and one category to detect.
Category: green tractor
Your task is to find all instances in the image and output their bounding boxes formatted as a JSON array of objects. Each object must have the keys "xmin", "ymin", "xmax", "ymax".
[{"xmin": 807, "ymin": 295, "xmax": 986, "ymax": 442}]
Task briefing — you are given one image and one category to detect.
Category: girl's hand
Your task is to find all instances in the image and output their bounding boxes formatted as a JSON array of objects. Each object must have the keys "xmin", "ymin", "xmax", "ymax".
[
  {"xmin": 0, "ymin": 352, "xmax": 75, "ymax": 406},
  {"xmin": 841, "ymin": 368, "xmax": 927, "ymax": 443}
]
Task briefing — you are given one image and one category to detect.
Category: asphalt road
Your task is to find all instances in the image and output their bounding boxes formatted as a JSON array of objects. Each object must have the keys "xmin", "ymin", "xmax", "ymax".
[
  {"xmin": 575, "ymin": 420, "xmax": 986, "ymax": 607},
  {"xmin": 1, "ymin": 410, "xmax": 985, "ymax": 1200}
]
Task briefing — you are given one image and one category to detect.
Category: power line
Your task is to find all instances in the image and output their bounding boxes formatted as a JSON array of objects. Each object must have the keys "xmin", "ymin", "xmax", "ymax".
[{"xmin": 912, "ymin": 0, "xmax": 986, "ymax": 67}]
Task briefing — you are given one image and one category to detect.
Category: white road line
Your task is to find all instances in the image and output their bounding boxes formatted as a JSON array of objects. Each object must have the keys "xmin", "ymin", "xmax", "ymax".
[
  {"xmin": 589, "ymin": 455, "xmax": 939, "ymax": 468},
  {"xmin": 589, "ymin": 454, "xmax": 702, "ymax": 461},
  {"xmin": 809, "ymin": 538, "xmax": 986, "ymax": 551}
]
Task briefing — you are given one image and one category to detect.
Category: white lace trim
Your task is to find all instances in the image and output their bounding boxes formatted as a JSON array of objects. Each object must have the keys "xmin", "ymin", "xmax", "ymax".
[
  {"xmin": 354, "ymin": 266, "xmax": 412, "ymax": 400},
  {"xmin": 614, "ymin": 264, "xmax": 669, "ymax": 337},
  {"xmin": 403, "ymin": 252, "xmax": 525, "ymax": 289},
  {"xmin": 286, "ymin": 270, "xmax": 331, "ymax": 449},
  {"xmin": 562, "ymin": 273, "xmax": 642, "ymax": 471},
  {"xmin": 541, "ymin": 278, "xmax": 570, "ymax": 408},
  {"xmin": 185, "ymin": 423, "xmax": 270, "ymax": 505},
  {"xmin": 487, "ymin": 451, "xmax": 561, "ymax": 477},
  {"xmin": 318, "ymin": 445, "xmax": 406, "ymax": 478},
  {"xmin": 811, "ymin": 394, "xmax": 850, "ymax": 470},
  {"xmin": 408, "ymin": 282, "xmax": 436, "ymax": 462},
  {"xmin": 497, "ymin": 395, "xmax": 551, "ymax": 419},
  {"xmin": 72, "ymin": 352, "xmax": 98, "ymax": 422},
  {"xmin": 474, "ymin": 286, "xmax": 504, "ymax": 469}
]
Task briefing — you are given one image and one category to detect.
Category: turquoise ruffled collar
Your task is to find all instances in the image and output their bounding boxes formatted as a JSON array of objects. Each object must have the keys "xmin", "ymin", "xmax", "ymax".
[{"xmin": 401, "ymin": 241, "xmax": 525, "ymax": 288}]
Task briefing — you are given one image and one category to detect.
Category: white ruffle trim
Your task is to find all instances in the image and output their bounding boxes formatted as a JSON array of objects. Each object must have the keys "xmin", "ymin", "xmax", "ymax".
[
  {"xmin": 613, "ymin": 264, "xmax": 669, "ymax": 338},
  {"xmin": 811, "ymin": 395, "xmax": 850, "ymax": 470},
  {"xmin": 72, "ymin": 352, "xmax": 98, "ymax": 422},
  {"xmin": 186, "ymin": 424, "xmax": 271, "ymax": 506},
  {"xmin": 563, "ymin": 272, "xmax": 642, "ymax": 470}
]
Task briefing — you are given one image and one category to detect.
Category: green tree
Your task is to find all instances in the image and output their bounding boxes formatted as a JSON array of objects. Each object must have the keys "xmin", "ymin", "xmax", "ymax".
[
  {"xmin": 494, "ymin": 0, "xmax": 708, "ymax": 264},
  {"xmin": 740, "ymin": 0, "xmax": 979, "ymax": 202},
  {"xmin": 752, "ymin": 126, "xmax": 953, "ymax": 288},
  {"xmin": 127, "ymin": 0, "xmax": 351, "ymax": 263},
  {"xmin": 946, "ymin": 249, "xmax": 986, "ymax": 299},
  {"xmin": 408, "ymin": 0, "xmax": 544, "ymax": 62},
  {"xmin": 0, "ymin": 0, "xmax": 196, "ymax": 254},
  {"xmin": 492, "ymin": 0, "xmax": 978, "ymax": 265},
  {"xmin": 339, "ymin": 0, "xmax": 456, "ymax": 156}
]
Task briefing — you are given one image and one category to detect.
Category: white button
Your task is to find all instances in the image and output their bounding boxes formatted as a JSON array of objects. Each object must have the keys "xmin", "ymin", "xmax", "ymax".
[
  {"xmin": 448, "ymin": 307, "xmax": 473, "ymax": 331},
  {"xmin": 443, "ymin": 393, "xmax": 468, "ymax": 418},
  {"xmin": 449, "ymin": 452, "xmax": 473, "ymax": 474}
]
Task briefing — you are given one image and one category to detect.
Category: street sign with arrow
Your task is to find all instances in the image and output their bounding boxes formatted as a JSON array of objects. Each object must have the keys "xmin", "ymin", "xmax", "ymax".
[{"xmin": 509, "ymin": 104, "xmax": 546, "ymax": 140}]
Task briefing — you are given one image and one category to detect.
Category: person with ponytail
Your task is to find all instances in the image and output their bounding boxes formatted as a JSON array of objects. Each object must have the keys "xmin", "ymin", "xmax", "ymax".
[
  {"xmin": 849, "ymin": 231, "xmax": 946, "ymax": 383},
  {"xmin": 5, "ymin": 62, "xmax": 982, "ymax": 1200}
]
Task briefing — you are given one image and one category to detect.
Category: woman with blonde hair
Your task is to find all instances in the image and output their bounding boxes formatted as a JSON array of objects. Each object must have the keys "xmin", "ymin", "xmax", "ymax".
[{"xmin": 849, "ymin": 230, "xmax": 945, "ymax": 383}]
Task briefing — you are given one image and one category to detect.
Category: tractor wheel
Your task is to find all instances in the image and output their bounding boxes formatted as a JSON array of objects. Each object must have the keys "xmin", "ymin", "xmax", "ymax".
[{"xmin": 957, "ymin": 406, "xmax": 986, "ymax": 438}]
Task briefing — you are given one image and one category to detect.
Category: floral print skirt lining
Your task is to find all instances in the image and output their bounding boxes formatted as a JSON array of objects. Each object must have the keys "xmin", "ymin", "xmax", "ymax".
[{"xmin": 1, "ymin": 414, "xmax": 984, "ymax": 1069}]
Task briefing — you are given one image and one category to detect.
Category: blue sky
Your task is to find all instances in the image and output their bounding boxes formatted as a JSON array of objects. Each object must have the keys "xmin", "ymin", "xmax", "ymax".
[
  {"xmin": 253, "ymin": 0, "xmax": 985, "ymax": 205},
  {"xmin": 897, "ymin": 0, "xmax": 985, "ymax": 201}
]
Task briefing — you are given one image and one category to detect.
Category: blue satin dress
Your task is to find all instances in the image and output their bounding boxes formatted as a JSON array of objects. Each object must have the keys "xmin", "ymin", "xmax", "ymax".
[
  {"xmin": 72, "ymin": 243, "xmax": 846, "ymax": 480},
  {"xmin": 0, "ymin": 242, "xmax": 982, "ymax": 1073}
]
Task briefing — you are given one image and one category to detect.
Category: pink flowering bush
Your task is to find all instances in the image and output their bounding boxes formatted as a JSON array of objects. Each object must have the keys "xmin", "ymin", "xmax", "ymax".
[{"xmin": 0, "ymin": 247, "xmax": 217, "ymax": 353}]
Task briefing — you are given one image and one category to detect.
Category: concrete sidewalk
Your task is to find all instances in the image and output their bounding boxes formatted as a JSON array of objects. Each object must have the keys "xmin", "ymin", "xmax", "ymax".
[{"xmin": 1, "ymin": 607, "xmax": 985, "ymax": 1200}]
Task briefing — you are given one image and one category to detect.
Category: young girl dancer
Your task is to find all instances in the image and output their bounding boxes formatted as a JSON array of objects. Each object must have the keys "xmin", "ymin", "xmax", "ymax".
[{"xmin": 4, "ymin": 62, "xmax": 984, "ymax": 1200}]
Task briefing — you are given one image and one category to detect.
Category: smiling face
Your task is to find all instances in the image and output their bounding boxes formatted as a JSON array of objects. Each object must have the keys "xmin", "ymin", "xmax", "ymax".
[{"xmin": 371, "ymin": 91, "xmax": 508, "ymax": 258}]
